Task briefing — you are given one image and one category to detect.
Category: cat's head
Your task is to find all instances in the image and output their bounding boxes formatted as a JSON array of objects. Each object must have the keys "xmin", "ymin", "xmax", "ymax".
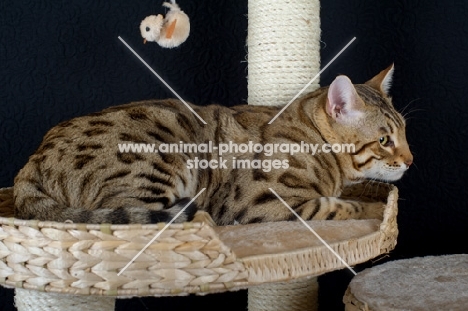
[{"xmin": 325, "ymin": 65, "xmax": 413, "ymax": 182}]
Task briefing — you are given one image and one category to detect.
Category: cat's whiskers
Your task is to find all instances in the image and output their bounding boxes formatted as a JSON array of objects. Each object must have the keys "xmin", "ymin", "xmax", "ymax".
[
  {"xmin": 399, "ymin": 98, "xmax": 421, "ymax": 115},
  {"xmin": 360, "ymin": 178, "xmax": 377, "ymax": 198},
  {"xmin": 372, "ymin": 178, "xmax": 383, "ymax": 199},
  {"xmin": 399, "ymin": 99, "xmax": 424, "ymax": 124},
  {"xmin": 403, "ymin": 108, "xmax": 425, "ymax": 121}
]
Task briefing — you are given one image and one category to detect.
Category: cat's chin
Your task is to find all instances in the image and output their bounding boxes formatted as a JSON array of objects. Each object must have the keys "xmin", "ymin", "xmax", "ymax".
[
  {"xmin": 362, "ymin": 171, "xmax": 406, "ymax": 183},
  {"xmin": 368, "ymin": 173, "xmax": 406, "ymax": 183},
  {"xmin": 366, "ymin": 177, "xmax": 399, "ymax": 183},
  {"xmin": 345, "ymin": 171, "xmax": 405, "ymax": 185}
]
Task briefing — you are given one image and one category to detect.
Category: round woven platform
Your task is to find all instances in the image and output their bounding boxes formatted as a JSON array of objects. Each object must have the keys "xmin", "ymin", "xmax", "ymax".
[
  {"xmin": 343, "ymin": 254, "xmax": 468, "ymax": 311},
  {"xmin": 0, "ymin": 182, "xmax": 398, "ymax": 298}
]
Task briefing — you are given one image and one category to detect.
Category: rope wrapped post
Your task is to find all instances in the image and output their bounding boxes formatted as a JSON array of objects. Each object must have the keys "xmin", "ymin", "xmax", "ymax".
[
  {"xmin": 15, "ymin": 289, "xmax": 115, "ymax": 311},
  {"xmin": 248, "ymin": 277, "xmax": 318, "ymax": 311},
  {"xmin": 247, "ymin": 0, "xmax": 321, "ymax": 310},
  {"xmin": 247, "ymin": 0, "xmax": 321, "ymax": 106}
]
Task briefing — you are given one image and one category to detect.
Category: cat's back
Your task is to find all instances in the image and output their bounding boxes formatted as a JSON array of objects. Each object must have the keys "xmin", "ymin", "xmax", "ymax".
[{"xmin": 13, "ymin": 99, "xmax": 207, "ymax": 221}]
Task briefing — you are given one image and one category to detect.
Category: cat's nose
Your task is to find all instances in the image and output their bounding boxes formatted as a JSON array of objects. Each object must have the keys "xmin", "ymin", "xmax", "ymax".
[{"xmin": 405, "ymin": 159, "xmax": 413, "ymax": 168}]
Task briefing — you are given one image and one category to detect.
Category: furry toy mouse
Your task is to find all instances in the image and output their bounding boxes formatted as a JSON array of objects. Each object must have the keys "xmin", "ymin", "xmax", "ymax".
[{"xmin": 140, "ymin": 0, "xmax": 190, "ymax": 48}]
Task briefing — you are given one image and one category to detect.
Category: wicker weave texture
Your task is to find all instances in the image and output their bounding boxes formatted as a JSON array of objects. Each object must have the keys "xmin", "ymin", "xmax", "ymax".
[
  {"xmin": 0, "ymin": 183, "xmax": 397, "ymax": 297},
  {"xmin": 0, "ymin": 190, "xmax": 248, "ymax": 297}
]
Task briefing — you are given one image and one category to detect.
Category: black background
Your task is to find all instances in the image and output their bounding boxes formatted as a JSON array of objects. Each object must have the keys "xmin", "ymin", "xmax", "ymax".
[{"xmin": 1, "ymin": 1, "xmax": 468, "ymax": 310}]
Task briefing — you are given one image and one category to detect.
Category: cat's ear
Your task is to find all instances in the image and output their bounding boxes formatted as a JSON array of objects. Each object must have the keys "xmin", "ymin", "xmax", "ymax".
[
  {"xmin": 366, "ymin": 64, "xmax": 394, "ymax": 95},
  {"xmin": 326, "ymin": 75, "xmax": 364, "ymax": 124}
]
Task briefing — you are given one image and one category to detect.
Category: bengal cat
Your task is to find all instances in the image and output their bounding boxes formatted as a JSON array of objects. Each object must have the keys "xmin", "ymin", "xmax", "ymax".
[{"xmin": 13, "ymin": 65, "xmax": 413, "ymax": 225}]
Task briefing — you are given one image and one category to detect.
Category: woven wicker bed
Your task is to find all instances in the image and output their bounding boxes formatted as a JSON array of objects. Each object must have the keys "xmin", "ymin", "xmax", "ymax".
[{"xmin": 0, "ymin": 182, "xmax": 398, "ymax": 309}]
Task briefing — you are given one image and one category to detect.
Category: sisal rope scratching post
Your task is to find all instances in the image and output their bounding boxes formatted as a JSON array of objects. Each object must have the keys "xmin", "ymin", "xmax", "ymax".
[
  {"xmin": 15, "ymin": 289, "xmax": 115, "ymax": 311},
  {"xmin": 247, "ymin": 0, "xmax": 321, "ymax": 310},
  {"xmin": 247, "ymin": 0, "xmax": 321, "ymax": 106},
  {"xmin": 248, "ymin": 277, "xmax": 318, "ymax": 311}
]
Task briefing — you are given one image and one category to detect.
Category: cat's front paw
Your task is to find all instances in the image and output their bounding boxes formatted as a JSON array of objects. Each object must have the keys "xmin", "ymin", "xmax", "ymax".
[{"xmin": 192, "ymin": 211, "xmax": 217, "ymax": 226}]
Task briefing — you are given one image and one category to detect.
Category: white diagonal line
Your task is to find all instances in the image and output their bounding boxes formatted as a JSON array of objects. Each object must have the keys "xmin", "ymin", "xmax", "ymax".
[
  {"xmin": 117, "ymin": 188, "xmax": 206, "ymax": 276},
  {"xmin": 268, "ymin": 37, "xmax": 357, "ymax": 124},
  {"xmin": 118, "ymin": 36, "xmax": 207, "ymax": 125},
  {"xmin": 269, "ymin": 188, "xmax": 357, "ymax": 275}
]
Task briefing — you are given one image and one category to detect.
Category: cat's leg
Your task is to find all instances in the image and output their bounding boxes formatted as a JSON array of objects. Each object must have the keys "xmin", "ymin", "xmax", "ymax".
[
  {"xmin": 192, "ymin": 211, "xmax": 217, "ymax": 226},
  {"xmin": 293, "ymin": 197, "xmax": 385, "ymax": 221}
]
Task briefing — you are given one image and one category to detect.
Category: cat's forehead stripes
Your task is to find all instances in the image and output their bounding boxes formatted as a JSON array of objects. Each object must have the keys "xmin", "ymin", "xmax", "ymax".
[
  {"xmin": 354, "ymin": 85, "xmax": 389, "ymax": 109},
  {"xmin": 354, "ymin": 85, "xmax": 404, "ymax": 128},
  {"xmin": 384, "ymin": 111, "xmax": 404, "ymax": 129},
  {"xmin": 379, "ymin": 127, "xmax": 389, "ymax": 134},
  {"xmin": 387, "ymin": 122, "xmax": 395, "ymax": 134},
  {"xmin": 379, "ymin": 123, "xmax": 395, "ymax": 135}
]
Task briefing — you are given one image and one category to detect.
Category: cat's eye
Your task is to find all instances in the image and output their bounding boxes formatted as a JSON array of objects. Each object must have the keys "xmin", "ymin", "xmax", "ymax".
[
  {"xmin": 146, "ymin": 27, "xmax": 150, "ymax": 32},
  {"xmin": 379, "ymin": 136, "xmax": 390, "ymax": 146}
]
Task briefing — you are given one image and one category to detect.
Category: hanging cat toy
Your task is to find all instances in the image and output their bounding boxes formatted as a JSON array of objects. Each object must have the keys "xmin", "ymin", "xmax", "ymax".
[{"xmin": 139, "ymin": 0, "xmax": 190, "ymax": 48}]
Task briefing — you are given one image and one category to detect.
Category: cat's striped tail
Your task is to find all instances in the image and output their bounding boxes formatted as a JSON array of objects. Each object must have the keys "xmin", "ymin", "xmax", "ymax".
[
  {"xmin": 58, "ymin": 198, "xmax": 198, "ymax": 224},
  {"xmin": 13, "ymin": 179, "xmax": 197, "ymax": 225}
]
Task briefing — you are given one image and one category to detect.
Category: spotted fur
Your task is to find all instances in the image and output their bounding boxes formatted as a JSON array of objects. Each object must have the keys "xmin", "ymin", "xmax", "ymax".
[{"xmin": 13, "ymin": 66, "xmax": 412, "ymax": 225}]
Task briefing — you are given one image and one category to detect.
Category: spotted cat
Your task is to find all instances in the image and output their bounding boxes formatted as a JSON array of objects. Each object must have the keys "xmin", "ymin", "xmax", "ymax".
[{"xmin": 13, "ymin": 65, "xmax": 412, "ymax": 225}]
